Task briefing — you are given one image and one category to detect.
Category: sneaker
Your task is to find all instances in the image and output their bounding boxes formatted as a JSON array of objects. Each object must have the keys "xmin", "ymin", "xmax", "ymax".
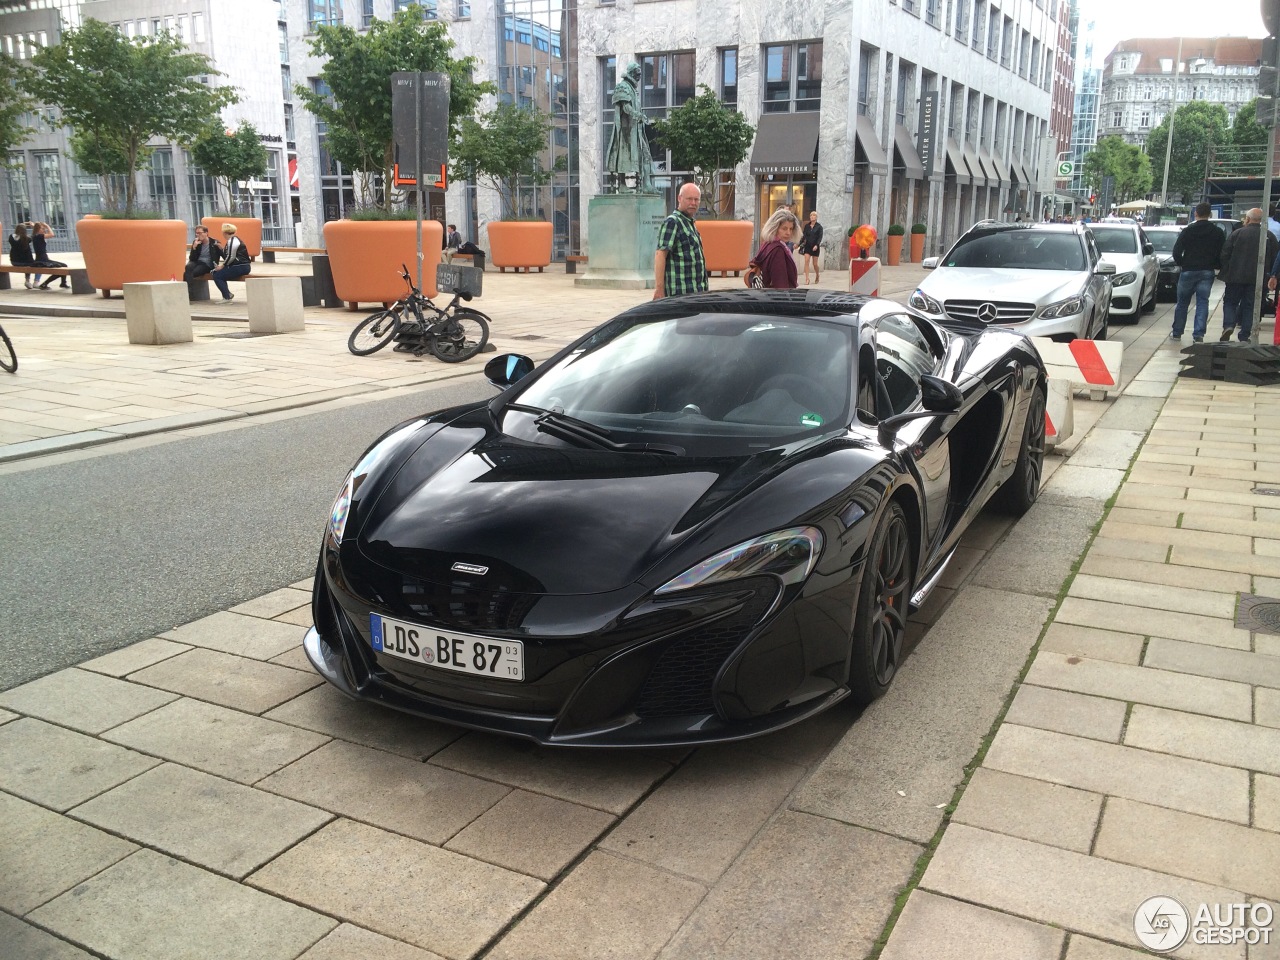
[
  {"xmin": 1220, "ymin": 327, "xmax": 1235, "ymax": 342},
  {"xmin": 221, "ymin": 295, "xmax": 234, "ymax": 302},
  {"xmin": 1193, "ymin": 336, "xmax": 1204, "ymax": 343},
  {"xmin": 23, "ymin": 278, "xmax": 31, "ymax": 289},
  {"xmin": 1169, "ymin": 331, "xmax": 1182, "ymax": 340}
]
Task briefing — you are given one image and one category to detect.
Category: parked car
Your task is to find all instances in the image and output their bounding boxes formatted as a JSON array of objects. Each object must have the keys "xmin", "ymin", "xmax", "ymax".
[
  {"xmin": 1209, "ymin": 218, "xmax": 1242, "ymax": 241},
  {"xmin": 1087, "ymin": 221, "xmax": 1159, "ymax": 320},
  {"xmin": 305, "ymin": 290, "xmax": 1048, "ymax": 747},
  {"xmin": 910, "ymin": 221, "xmax": 1114, "ymax": 342},
  {"xmin": 1145, "ymin": 225, "xmax": 1184, "ymax": 301}
]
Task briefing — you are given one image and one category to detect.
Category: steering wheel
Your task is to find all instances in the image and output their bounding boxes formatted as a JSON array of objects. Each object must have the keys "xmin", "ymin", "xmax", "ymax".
[{"xmin": 754, "ymin": 374, "xmax": 834, "ymax": 416}]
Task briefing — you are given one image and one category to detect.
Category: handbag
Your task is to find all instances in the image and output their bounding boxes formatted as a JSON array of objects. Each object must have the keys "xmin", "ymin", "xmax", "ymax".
[{"xmin": 744, "ymin": 262, "xmax": 764, "ymax": 288}]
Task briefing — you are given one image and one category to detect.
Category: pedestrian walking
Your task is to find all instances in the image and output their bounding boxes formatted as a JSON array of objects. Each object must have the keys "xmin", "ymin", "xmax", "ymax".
[
  {"xmin": 1217, "ymin": 207, "xmax": 1277, "ymax": 343},
  {"xmin": 1170, "ymin": 202, "xmax": 1225, "ymax": 343},
  {"xmin": 751, "ymin": 208, "xmax": 800, "ymax": 289},
  {"xmin": 8, "ymin": 222, "xmax": 34, "ymax": 288},
  {"xmin": 30, "ymin": 222, "xmax": 68, "ymax": 289},
  {"xmin": 183, "ymin": 224, "xmax": 221, "ymax": 283},
  {"xmin": 653, "ymin": 182, "xmax": 708, "ymax": 299},
  {"xmin": 211, "ymin": 223, "xmax": 251, "ymax": 302},
  {"xmin": 800, "ymin": 210, "xmax": 823, "ymax": 285}
]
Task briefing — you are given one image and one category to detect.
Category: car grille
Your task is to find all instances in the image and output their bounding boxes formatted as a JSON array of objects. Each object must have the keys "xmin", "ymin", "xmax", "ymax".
[
  {"xmin": 944, "ymin": 299, "xmax": 1037, "ymax": 324},
  {"xmin": 403, "ymin": 578, "xmax": 541, "ymax": 632},
  {"xmin": 634, "ymin": 581, "xmax": 778, "ymax": 719}
]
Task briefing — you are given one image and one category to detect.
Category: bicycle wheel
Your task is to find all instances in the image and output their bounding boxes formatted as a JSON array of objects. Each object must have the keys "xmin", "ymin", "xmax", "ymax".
[
  {"xmin": 0, "ymin": 325, "xmax": 15, "ymax": 373},
  {"xmin": 429, "ymin": 307, "xmax": 490, "ymax": 363},
  {"xmin": 348, "ymin": 309, "xmax": 402, "ymax": 356}
]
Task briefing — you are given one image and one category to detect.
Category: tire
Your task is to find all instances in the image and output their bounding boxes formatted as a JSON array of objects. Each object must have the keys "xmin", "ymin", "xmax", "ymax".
[
  {"xmin": 1142, "ymin": 279, "xmax": 1157, "ymax": 313},
  {"xmin": 0, "ymin": 325, "xmax": 14, "ymax": 373},
  {"xmin": 848, "ymin": 501, "xmax": 913, "ymax": 707},
  {"xmin": 429, "ymin": 307, "xmax": 490, "ymax": 363},
  {"xmin": 348, "ymin": 309, "xmax": 401, "ymax": 356},
  {"xmin": 1092, "ymin": 309, "xmax": 1108, "ymax": 341},
  {"xmin": 992, "ymin": 383, "xmax": 1046, "ymax": 517}
]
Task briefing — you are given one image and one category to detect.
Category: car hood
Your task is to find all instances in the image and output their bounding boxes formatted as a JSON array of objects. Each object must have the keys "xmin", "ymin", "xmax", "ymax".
[
  {"xmin": 921, "ymin": 267, "xmax": 1085, "ymax": 305},
  {"xmin": 1098, "ymin": 252, "xmax": 1144, "ymax": 271},
  {"xmin": 356, "ymin": 426, "xmax": 825, "ymax": 596}
]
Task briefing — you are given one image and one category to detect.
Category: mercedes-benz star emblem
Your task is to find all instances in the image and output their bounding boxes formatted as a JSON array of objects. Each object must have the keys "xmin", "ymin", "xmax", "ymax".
[{"xmin": 977, "ymin": 302, "xmax": 999, "ymax": 323}]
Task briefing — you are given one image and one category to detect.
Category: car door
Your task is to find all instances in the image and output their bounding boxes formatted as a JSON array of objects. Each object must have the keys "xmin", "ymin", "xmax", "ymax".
[
  {"xmin": 1084, "ymin": 230, "xmax": 1111, "ymax": 318},
  {"xmin": 1137, "ymin": 226, "xmax": 1159, "ymax": 291}
]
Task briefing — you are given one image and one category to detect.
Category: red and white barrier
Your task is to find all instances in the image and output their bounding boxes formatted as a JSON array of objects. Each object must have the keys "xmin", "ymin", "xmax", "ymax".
[
  {"xmin": 1044, "ymin": 377, "xmax": 1073, "ymax": 446},
  {"xmin": 848, "ymin": 257, "xmax": 880, "ymax": 296},
  {"xmin": 1029, "ymin": 337, "xmax": 1124, "ymax": 398}
]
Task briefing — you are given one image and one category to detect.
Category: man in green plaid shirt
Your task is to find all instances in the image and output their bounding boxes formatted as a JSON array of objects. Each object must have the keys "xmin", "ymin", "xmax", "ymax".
[{"xmin": 653, "ymin": 183, "xmax": 709, "ymax": 299}]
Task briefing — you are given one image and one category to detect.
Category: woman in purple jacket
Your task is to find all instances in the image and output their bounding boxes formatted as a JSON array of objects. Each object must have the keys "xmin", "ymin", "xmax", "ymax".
[{"xmin": 752, "ymin": 209, "xmax": 801, "ymax": 289}]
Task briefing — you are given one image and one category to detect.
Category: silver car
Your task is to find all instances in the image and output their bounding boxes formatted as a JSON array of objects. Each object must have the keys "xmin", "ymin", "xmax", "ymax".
[
  {"xmin": 1087, "ymin": 221, "xmax": 1159, "ymax": 321},
  {"xmin": 911, "ymin": 222, "xmax": 1115, "ymax": 342}
]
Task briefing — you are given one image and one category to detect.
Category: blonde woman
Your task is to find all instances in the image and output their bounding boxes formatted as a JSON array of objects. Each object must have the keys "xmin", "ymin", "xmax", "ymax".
[
  {"xmin": 751, "ymin": 208, "xmax": 801, "ymax": 288},
  {"xmin": 800, "ymin": 210, "xmax": 823, "ymax": 284},
  {"xmin": 211, "ymin": 223, "xmax": 251, "ymax": 302}
]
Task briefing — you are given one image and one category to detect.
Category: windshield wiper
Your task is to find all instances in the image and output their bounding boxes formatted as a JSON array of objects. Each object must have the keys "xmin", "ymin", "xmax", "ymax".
[{"xmin": 505, "ymin": 402, "xmax": 684, "ymax": 456}]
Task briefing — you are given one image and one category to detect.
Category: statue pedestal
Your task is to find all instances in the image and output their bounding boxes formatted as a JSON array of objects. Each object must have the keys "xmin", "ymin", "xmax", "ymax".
[{"xmin": 576, "ymin": 193, "xmax": 666, "ymax": 289}]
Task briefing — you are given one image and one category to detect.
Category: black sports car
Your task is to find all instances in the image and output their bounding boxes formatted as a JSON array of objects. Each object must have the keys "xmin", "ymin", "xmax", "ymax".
[{"xmin": 306, "ymin": 290, "xmax": 1047, "ymax": 747}]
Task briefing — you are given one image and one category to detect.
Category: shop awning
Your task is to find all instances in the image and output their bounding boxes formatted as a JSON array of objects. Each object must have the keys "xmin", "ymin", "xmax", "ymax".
[
  {"xmin": 987, "ymin": 150, "xmax": 1012, "ymax": 187},
  {"xmin": 963, "ymin": 144, "xmax": 987, "ymax": 186},
  {"xmin": 945, "ymin": 139, "xmax": 970, "ymax": 185},
  {"xmin": 976, "ymin": 148, "xmax": 999, "ymax": 185},
  {"xmin": 749, "ymin": 112, "xmax": 820, "ymax": 176},
  {"xmin": 1011, "ymin": 160, "xmax": 1032, "ymax": 187},
  {"xmin": 854, "ymin": 114, "xmax": 889, "ymax": 177},
  {"xmin": 893, "ymin": 124, "xmax": 925, "ymax": 180}
]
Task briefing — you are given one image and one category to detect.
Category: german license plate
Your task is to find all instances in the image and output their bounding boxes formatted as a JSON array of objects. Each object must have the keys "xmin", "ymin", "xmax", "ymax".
[{"xmin": 370, "ymin": 613, "xmax": 523, "ymax": 681}]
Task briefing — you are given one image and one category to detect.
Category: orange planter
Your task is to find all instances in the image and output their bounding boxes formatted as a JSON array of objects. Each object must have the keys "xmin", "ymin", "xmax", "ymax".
[
  {"xmin": 694, "ymin": 220, "xmax": 753, "ymax": 275},
  {"xmin": 910, "ymin": 233, "xmax": 925, "ymax": 262},
  {"xmin": 76, "ymin": 218, "xmax": 187, "ymax": 296},
  {"xmin": 323, "ymin": 219, "xmax": 442, "ymax": 308},
  {"xmin": 487, "ymin": 221, "xmax": 553, "ymax": 272},
  {"xmin": 202, "ymin": 216, "xmax": 263, "ymax": 258},
  {"xmin": 885, "ymin": 234, "xmax": 904, "ymax": 266}
]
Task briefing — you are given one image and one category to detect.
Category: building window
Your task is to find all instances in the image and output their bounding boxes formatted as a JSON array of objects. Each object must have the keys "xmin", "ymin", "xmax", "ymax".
[
  {"xmin": 192, "ymin": 13, "xmax": 205, "ymax": 43},
  {"xmin": 971, "ymin": 0, "xmax": 984, "ymax": 48},
  {"xmin": 282, "ymin": 65, "xmax": 292, "ymax": 102},
  {"xmin": 954, "ymin": 0, "xmax": 969, "ymax": 41},
  {"xmin": 1140, "ymin": 111, "xmax": 1150, "ymax": 127},
  {"xmin": 34, "ymin": 151, "xmax": 64, "ymax": 233},
  {"xmin": 1000, "ymin": 16, "xmax": 1012, "ymax": 68},
  {"xmin": 1112, "ymin": 110, "xmax": 1122, "ymax": 126},
  {"xmin": 641, "ymin": 50, "xmax": 696, "ymax": 172},
  {"xmin": 363, "ymin": 0, "xmax": 375, "ymax": 28},
  {"xmin": 896, "ymin": 63, "xmax": 912, "ymax": 126},
  {"xmin": 903, "ymin": 0, "xmax": 916, "ymax": 14},
  {"xmin": 858, "ymin": 45, "xmax": 876, "ymax": 117},
  {"xmin": 763, "ymin": 41, "xmax": 822, "ymax": 113},
  {"xmin": 926, "ymin": 0, "xmax": 941, "ymax": 27},
  {"xmin": 5, "ymin": 154, "xmax": 29, "ymax": 227},
  {"xmin": 307, "ymin": 0, "xmax": 341, "ymax": 31},
  {"xmin": 986, "ymin": 10, "xmax": 999, "ymax": 60},
  {"xmin": 719, "ymin": 47, "xmax": 738, "ymax": 108},
  {"xmin": 147, "ymin": 149, "xmax": 177, "ymax": 220},
  {"xmin": 395, "ymin": 0, "xmax": 438, "ymax": 20},
  {"xmin": 186, "ymin": 151, "xmax": 217, "ymax": 223}
]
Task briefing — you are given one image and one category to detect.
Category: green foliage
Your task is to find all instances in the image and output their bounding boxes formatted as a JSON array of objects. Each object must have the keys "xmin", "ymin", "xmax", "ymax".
[
  {"xmin": 0, "ymin": 54, "xmax": 34, "ymax": 163},
  {"xmin": 295, "ymin": 5, "xmax": 492, "ymax": 210},
  {"xmin": 1143, "ymin": 100, "xmax": 1230, "ymax": 204},
  {"xmin": 453, "ymin": 102, "xmax": 551, "ymax": 219},
  {"xmin": 1232, "ymin": 98, "xmax": 1268, "ymax": 150},
  {"xmin": 98, "ymin": 209, "xmax": 165, "ymax": 220},
  {"xmin": 1083, "ymin": 135, "xmax": 1154, "ymax": 204},
  {"xmin": 22, "ymin": 19, "xmax": 236, "ymax": 216},
  {"xmin": 910, "ymin": 223, "xmax": 927, "ymax": 234},
  {"xmin": 345, "ymin": 206, "xmax": 418, "ymax": 220},
  {"xmin": 887, "ymin": 223, "xmax": 906, "ymax": 236},
  {"xmin": 191, "ymin": 121, "xmax": 270, "ymax": 214},
  {"xmin": 652, "ymin": 85, "xmax": 754, "ymax": 217}
]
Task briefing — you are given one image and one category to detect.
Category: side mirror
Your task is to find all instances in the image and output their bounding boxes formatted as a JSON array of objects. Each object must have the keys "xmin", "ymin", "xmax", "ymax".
[
  {"xmin": 1095, "ymin": 261, "xmax": 1117, "ymax": 276},
  {"xmin": 1142, "ymin": 242, "xmax": 1154, "ymax": 255},
  {"xmin": 921, "ymin": 257, "xmax": 939, "ymax": 270},
  {"xmin": 484, "ymin": 353, "xmax": 535, "ymax": 388},
  {"xmin": 919, "ymin": 374, "xmax": 964, "ymax": 412}
]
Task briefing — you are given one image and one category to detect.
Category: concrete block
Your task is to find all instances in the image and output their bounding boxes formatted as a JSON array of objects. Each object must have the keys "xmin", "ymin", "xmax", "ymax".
[
  {"xmin": 129, "ymin": 647, "xmax": 321, "ymax": 714},
  {"xmin": 1005, "ymin": 684, "xmax": 1128, "ymax": 742},
  {"xmin": 952, "ymin": 767, "xmax": 1103, "ymax": 853},
  {"xmin": 123, "ymin": 281, "xmax": 192, "ymax": 345},
  {"xmin": 0, "ymin": 666, "xmax": 177, "ymax": 734},
  {"xmin": 1125, "ymin": 704, "xmax": 1280, "ymax": 776},
  {"xmin": 879, "ymin": 889, "xmax": 1066, "ymax": 960},
  {"xmin": 247, "ymin": 277, "xmax": 305, "ymax": 334}
]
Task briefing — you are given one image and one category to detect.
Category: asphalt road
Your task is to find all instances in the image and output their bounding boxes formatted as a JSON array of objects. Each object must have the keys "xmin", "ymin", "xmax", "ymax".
[{"xmin": 0, "ymin": 377, "xmax": 495, "ymax": 691}]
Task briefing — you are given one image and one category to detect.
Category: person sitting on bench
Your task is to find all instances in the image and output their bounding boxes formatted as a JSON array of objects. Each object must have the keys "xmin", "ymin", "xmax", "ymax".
[
  {"xmin": 184, "ymin": 225, "xmax": 221, "ymax": 283},
  {"xmin": 211, "ymin": 223, "xmax": 251, "ymax": 302},
  {"xmin": 31, "ymin": 222, "xmax": 69, "ymax": 289}
]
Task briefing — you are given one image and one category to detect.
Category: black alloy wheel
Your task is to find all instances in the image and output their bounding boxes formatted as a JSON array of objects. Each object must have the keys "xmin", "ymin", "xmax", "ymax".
[
  {"xmin": 993, "ymin": 383, "xmax": 1046, "ymax": 516},
  {"xmin": 848, "ymin": 501, "xmax": 913, "ymax": 706}
]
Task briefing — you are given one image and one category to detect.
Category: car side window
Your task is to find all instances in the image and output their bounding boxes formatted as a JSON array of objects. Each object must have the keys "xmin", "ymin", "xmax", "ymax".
[
  {"xmin": 874, "ymin": 314, "xmax": 939, "ymax": 416},
  {"xmin": 1084, "ymin": 232, "xmax": 1099, "ymax": 266}
]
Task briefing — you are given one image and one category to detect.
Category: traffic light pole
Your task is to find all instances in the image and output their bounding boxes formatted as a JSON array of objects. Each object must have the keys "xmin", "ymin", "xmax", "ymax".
[
  {"xmin": 1252, "ymin": 130, "xmax": 1276, "ymax": 333},
  {"xmin": 1158, "ymin": 36, "xmax": 1183, "ymax": 209},
  {"xmin": 1252, "ymin": 9, "xmax": 1280, "ymax": 331}
]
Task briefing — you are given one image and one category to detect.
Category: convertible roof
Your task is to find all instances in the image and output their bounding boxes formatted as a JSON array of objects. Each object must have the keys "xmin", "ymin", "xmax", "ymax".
[{"xmin": 617, "ymin": 290, "xmax": 874, "ymax": 324}]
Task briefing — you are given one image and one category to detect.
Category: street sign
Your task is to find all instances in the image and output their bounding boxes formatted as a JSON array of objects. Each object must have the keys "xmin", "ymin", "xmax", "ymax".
[
  {"xmin": 1057, "ymin": 160, "xmax": 1075, "ymax": 178},
  {"xmin": 392, "ymin": 71, "xmax": 450, "ymax": 180}
]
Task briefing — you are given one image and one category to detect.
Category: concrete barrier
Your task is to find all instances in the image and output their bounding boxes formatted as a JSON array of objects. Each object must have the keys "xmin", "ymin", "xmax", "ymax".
[
  {"xmin": 247, "ymin": 277, "xmax": 305, "ymax": 334},
  {"xmin": 848, "ymin": 257, "xmax": 880, "ymax": 296},
  {"xmin": 123, "ymin": 281, "xmax": 192, "ymax": 345}
]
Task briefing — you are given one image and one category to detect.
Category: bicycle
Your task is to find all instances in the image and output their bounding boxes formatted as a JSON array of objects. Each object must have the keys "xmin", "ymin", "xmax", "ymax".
[
  {"xmin": 347, "ymin": 263, "xmax": 490, "ymax": 363},
  {"xmin": 0, "ymin": 321, "xmax": 15, "ymax": 373}
]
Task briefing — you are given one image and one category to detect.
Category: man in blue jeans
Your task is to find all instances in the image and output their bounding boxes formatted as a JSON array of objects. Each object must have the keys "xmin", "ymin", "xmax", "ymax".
[{"xmin": 1170, "ymin": 203, "xmax": 1225, "ymax": 343}]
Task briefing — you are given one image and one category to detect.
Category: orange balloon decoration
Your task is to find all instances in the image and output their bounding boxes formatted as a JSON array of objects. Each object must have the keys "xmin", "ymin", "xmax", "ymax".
[{"xmin": 852, "ymin": 225, "xmax": 877, "ymax": 259}]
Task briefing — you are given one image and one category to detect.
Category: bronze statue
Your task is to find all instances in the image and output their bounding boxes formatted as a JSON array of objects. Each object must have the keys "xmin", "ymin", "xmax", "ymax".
[{"xmin": 605, "ymin": 62, "xmax": 654, "ymax": 192}]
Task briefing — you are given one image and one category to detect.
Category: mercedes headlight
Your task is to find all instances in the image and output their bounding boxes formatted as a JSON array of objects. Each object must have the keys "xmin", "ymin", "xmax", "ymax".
[
  {"xmin": 909, "ymin": 289, "xmax": 944, "ymax": 314},
  {"xmin": 329, "ymin": 473, "xmax": 354, "ymax": 544},
  {"xmin": 1113, "ymin": 271, "xmax": 1137, "ymax": 286},
  {"xmin": 1039, "ymin": 296, "xmax": 1085, "ymax": 320},
  {"xmin": 655, "ymin": 527, "xmax": 824, "ymax": 596}
]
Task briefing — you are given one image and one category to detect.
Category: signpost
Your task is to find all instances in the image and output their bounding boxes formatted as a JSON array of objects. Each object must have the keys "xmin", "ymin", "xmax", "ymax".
[
  {"xmin": 1057, "ymin": 160, "xmax": 1075, "ymax": 178},
  {"xmin": 917, "ymin": 92, "xmax": 939, "ymax": 180},
  {"xmin": 392, "ymin": 71, "xmax": 450, "ymax": 290}
]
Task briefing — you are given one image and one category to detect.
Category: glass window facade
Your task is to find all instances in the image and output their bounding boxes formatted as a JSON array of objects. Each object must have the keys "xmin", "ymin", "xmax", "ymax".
[
  {"xmin": 34, "ymin": 151, "xmax": 64, "ymax": 233},
  {"xmin": 763, "ymin": 41, "xmax": 822, "ymax": 113},
  {"xmin": 147, "ymin": 148, "xmax": 177, "ymax": 219}
]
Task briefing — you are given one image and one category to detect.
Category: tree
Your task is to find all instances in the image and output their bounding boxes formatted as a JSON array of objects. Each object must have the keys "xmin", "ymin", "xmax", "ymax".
[
  {"xmin": 1143, "ymin": 100, "xmax": 1230, "ymax": 205},
  {"xmin": 453, "ymin": 103, "xmax": 551, "ymax": 218},
  {"xmin": 295, "ymin": 5, "xmax": 491, "ymax": 210},
  {"xmin": 22, "ymin": 19, "xmax": 237, "ymax": 216},
  {"xmin": 1081, "ymin": 135, "xmax": 1153, "ymax": 205},
  {"xmin": 652, "ymin": 85, "xmax": 755, "ymax": 217},
  {"xmin": 0, "ymin": 53, "xmax": 35, "ymax": 164},
  {"xmin": 1232, "ymin": 98, "xmax": 1268, "ymax": 149},
  {"xmin": 191, "ymin": 121, "xmax": 270, "ymax": 214}
]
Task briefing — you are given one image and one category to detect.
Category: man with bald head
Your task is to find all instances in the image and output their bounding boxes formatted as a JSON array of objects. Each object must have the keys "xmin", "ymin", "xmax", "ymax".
[
  {"xmin": 1218, "ymin": 207, "xmax": 1277, "ymax": 342},
  {"xmin": 653, "ymin": 182, "xmax": 709, "ymax": 299}
]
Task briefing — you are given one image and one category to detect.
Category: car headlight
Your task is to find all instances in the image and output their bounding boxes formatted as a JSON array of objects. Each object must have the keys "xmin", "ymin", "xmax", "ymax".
[
  {"xmin": 329, "ymin": 473, "xmax": 354, "ymax": 544},
  {"xmin": 1113, "ymin": 271, "xmax": 1137, "ymax": 286},
  {"xmin": 909, "ymin": 289, "xmax": 944, "ymax": 314},
  {"xmin": 655, "ymin": 526, "xmax": 824, "ymax": 596},
  {"xmin": 1039, "ymin": 296, "xmax": 1085, "ymax": 320}
]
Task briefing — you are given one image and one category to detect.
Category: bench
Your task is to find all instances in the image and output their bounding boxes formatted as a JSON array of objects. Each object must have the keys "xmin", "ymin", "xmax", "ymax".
[
  {"xmin": 565, "ymin": 255, "xmax": 588, "ymax": 274},
  {"xmin": 0, "ymin": 264, "xmax": 94, "ymax": 294},
  {"xmin": 261, "ymin": 246, "xmax": 326, "ymax": 264},
  {"xmin": 498, "ymin": 265, "xmax": 545, "ymax": 273},
  {"xmin": 450, "ymin": 252, "xmax": 485, "ymax": 271}
]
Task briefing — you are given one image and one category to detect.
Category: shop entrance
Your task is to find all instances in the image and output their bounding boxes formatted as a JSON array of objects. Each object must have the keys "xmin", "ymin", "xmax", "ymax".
[{"xmin": 757, "ymin": 176, "xmax": 817, "ymax": 229}]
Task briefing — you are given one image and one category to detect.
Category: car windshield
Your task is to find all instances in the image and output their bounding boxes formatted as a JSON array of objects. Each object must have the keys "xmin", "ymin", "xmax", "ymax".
[
  {"xmin": 504, "ymin": 313, "xmax": 855, "ymax": 456},
  {"xmin": 1090, "ymin": 226, "xmax": 1138, "ymax": 254},
  {"xmin": 943, "ymin": 229, "xmax": 1085, "ymax": 271},
  {"xmin": 1147, "ymin": 231, "xmax": 1180, "ymax": 254}
]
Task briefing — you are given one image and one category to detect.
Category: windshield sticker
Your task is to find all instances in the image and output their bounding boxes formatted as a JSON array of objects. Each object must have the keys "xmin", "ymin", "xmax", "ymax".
[{"xmin": 801, "ymin": 412, "xmax": 824, "ymax": 427}]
